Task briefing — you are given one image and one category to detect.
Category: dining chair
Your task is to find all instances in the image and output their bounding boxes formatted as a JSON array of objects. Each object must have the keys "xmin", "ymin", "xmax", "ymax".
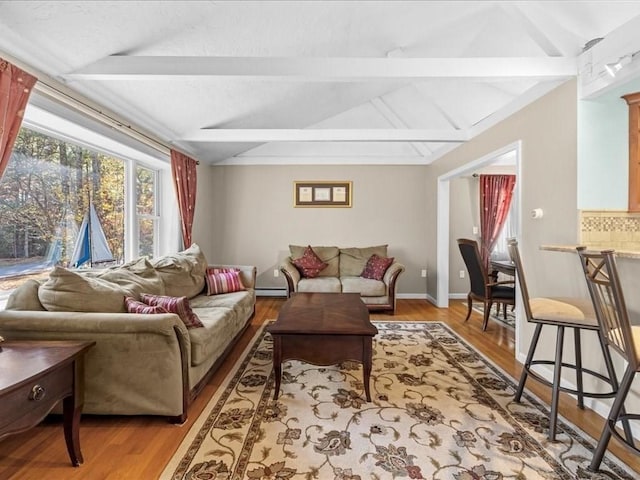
[
  {"xmin": 576, "ymin": 247, "xmax": 638, "ymax": 472},
  {"xmin": 507, "ymin": 239, "xmax": 619, "ymax": 441},
  {"xmin": 457, "ymin": 238, "xmax": 515, "ymax": 331}
]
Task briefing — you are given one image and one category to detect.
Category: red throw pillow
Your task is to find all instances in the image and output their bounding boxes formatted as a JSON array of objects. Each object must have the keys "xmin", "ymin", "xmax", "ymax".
[
  {"xmin": 205, "ymin": 267, "xmax": 245, "ymax": 295},
  {"xmin": 140, "ymin": 293, "xmax": 203, "ymax": 329},
  {"xmin": 361, "ymin": 254, "xmax": 394, "ymax": 281},
  {"xmin": 125, "ymin": 297, "xmax": 169, "ymax": 315},
  {"xmin": 292, "ymin": 245, "xmax": 328, "ymax": 278}
]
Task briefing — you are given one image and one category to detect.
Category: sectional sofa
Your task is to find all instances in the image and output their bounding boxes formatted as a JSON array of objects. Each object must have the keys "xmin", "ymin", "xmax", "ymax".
[{"xmin": 0, "ymin": 244, "xmax": 255, "ymax": 423}]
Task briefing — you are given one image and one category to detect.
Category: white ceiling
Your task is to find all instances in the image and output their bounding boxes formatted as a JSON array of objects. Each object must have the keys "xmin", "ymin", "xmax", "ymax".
[{"xmin": 1, "ymin": 1, "xmax": 640, "ymax": 166}]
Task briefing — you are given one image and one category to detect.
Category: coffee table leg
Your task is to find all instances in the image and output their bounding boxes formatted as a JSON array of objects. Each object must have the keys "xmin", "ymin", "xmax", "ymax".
[
  {"xmin": 272, "ymin": 336, "xmax": 282, "ymax": 400},
  {"xmin": 363, "ymin": 337, "xmax": 373, "ymax": 402},
  {"xmin": 62, "ymin": 395, "xmax": 83, "ymax": 466}
]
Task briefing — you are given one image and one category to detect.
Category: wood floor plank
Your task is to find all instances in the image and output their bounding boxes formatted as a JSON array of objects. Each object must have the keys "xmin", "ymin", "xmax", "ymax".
[{"xmin": 0, "ymin": 298, "xmax": 637, "ymax": 478}]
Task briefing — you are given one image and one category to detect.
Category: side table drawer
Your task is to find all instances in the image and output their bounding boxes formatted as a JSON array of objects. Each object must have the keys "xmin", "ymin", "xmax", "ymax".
[{"xmin": 0, "ymin": 363, "xmax": 73, "ymax": 435}]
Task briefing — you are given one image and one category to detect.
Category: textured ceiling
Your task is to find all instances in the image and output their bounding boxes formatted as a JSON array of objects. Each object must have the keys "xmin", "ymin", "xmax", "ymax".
[{"xmin": 1, "ymin": 1, "xmax": 640, "ymax": 165}]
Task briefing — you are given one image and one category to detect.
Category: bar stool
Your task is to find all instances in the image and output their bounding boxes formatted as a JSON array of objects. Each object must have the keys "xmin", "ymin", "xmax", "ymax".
[
  {"xmin": 507, "ymin": 239, "xmax": 619, "ymax": 441},
  {"xmin": 576, "ymin": 248, "xmax": 638, "ymax": 472}
]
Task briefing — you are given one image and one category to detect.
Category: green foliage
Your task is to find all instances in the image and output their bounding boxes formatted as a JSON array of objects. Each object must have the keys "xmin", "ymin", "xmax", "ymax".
[{"xmin": 0, "ymin": 128, "xmax": 125, "ymax": 263}]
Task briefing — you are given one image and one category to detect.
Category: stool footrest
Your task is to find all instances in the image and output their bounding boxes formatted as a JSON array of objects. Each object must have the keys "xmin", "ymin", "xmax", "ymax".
[{"xmin": 525, "ymin": 360, "xmax": 617, "ymax": 399}]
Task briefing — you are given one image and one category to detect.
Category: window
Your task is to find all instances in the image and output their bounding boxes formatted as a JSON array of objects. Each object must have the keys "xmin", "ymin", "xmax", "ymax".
[
  {"xmin": 0, "ymin": 126, "xmax": 164, "ymax": 291},
  {"xmin": 136, "ymin": 165, "xmax": 159, "ymax": 258}
]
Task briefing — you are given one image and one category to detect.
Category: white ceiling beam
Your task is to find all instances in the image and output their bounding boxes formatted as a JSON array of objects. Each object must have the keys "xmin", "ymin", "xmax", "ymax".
[
  {"xmin": 369, "ymin": 97, "xmax": 433, "ymax": 156},
  {"xmin": 498, "ymin": 4, "xmax": 564, "ymax": 57},
  {"xmin": 181, "ymin": 129, "xmax": 468, "ymax": 143},
  {"xmin": 67, "ymin": 56, "xmax": 577, "ymax": 81}
]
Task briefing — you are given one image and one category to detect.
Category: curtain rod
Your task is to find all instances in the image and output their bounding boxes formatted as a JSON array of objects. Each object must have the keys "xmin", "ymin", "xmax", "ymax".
[{"xmin": 34, "ymin": 80, "xmax": 172, "ymax": 157}]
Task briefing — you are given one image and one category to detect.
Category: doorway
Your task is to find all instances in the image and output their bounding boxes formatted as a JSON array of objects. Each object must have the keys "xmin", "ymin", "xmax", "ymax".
[{"xmin": 435, "ymin": 141, "xmax": 522, "ymax": 311}]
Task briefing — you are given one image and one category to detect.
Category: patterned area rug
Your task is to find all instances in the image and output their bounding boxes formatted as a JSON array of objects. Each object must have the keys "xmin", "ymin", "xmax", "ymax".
[
  {"xmin": 161, "ymin": 322, "xmax": 636, "ymax": 480},
  {"xmin": 472, "ymin": 303, "xmax": 516, "ymax": 329}
]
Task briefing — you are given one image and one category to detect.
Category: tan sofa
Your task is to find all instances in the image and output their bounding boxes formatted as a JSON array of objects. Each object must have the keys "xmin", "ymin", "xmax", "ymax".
[
  {"xmin": 280, "ymin": 245, "xmax": 404, "ymax": 313},
  {"xmin": 0, "ymin": 244, "xmax": 255, "ymax": 423}
]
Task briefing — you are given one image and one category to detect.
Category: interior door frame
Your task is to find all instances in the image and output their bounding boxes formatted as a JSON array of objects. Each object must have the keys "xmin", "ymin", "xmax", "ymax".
[{"xmin": 435, "ymin": 140, "xmax": 522, "ymax": 309}]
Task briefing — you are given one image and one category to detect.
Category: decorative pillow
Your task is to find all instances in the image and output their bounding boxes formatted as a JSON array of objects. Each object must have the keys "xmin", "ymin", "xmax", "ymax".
[
  {"xmin": 205, "ymin": 268, "xmax": 245, "ymax": 295},
  {"xmin": 125, "ymin": 297, "xmax": 169, "ymax": 315},
  {"xmin": 292, "ymin": 245, "xmax": 328, "ymax": 278},
  {"xmin": 140, "ymin": 293, "xmax": 203, "ymax": 329},
  {"xmin": 361, "ymin": 254, "xmax": 394, "ymax": 281}
]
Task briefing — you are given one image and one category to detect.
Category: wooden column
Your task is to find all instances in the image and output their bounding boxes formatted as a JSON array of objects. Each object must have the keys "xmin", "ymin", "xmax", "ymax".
[{"xmin": 623, "ymin": 92, "xmax": 640, "ymax": 211}]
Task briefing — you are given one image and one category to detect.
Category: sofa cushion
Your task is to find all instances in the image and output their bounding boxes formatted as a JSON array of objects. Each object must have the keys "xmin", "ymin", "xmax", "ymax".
[
  {"xmin": 361, "ymin": 254, "xmax": 395, "ymax": 281},
  {"xmin": 290, "ymin": 245, "xmax": 339, "ymax": 277},
  {"xmin": 95, "ymin": 265, "xmax": 165, "ymax": 297},
  {"xmin": 297, "ymin": 277, "xmax": 342, "ymax": 293},
  {"xmin": 339, "ymin": 245, "xmax": 388, "ymax": 277},
  {"xmin": 5, "ymin": 279, "xmax": 45, "ymax": 311},
  {"xmin": 151, "ymin": 243, "xmax": 207, "ymax": 298},
  {"xmin": 140, "ymin": 293, "xmax": 204, "ymax": 329},
  {"xmin": 188, "ymin": 306, "xmax": 243, "ymax": 366},
  {"xmin": 292, "ymin": 246, "xmax": 328, "ymax": 278},
  {"xmin": 190, "ymin": 290, "xmax": 255, "ymax": 322},
  {"xmin": 38, "ymin": 266, "xmax": 133, "ymax": 312},
  {"xmin": 205, "ymin": 268, "xmax": 245, "ymax": 295},
  {"xmin": 124, "ymin": 297, "xmax": 169, "ymax": 314},
  {"xmin": 341, "ymin": 276, "xmax": 386, "ymax": 297}
]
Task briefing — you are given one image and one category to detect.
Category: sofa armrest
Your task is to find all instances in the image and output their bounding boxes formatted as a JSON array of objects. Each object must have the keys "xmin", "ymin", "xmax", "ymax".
[
  {"xmin": 280, "ymin": 257, "xmax": 300, "ymax": 297},
  {"xmin": 0, "ymin": 310, "xmax": 191, "ymax": 419},
  {"xmin": 383, "ymin": 262, "xmax": 405, "ymax": 286},
  {"xmin": 209, "ymin": 264, "xmax": 257, "ymax": 290}
]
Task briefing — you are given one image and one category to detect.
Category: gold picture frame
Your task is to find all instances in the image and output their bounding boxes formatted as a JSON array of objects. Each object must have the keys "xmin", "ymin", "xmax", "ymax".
[{"xmin": 294, "ymin": 181, "xmax": 352, "ymax": 207}]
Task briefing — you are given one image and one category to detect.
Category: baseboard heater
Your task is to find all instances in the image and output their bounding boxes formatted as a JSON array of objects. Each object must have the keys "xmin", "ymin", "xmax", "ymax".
[{"xmin": 255, "ymin": 288, "xmax": 288, "ymax": 297}]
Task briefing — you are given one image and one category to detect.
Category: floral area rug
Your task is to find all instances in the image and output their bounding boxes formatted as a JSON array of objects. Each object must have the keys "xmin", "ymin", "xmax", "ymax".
[
  {"xmin": 161, "ymin": 321, "xmax": 636, "ymax": 480},
  {"xmin": 472, "ymin": 303, "xmax": 516, "ymax": 329}
]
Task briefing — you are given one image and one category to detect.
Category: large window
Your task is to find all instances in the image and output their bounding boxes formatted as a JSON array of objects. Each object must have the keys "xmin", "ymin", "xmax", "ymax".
[{"xmin": 0, "ymin": 126, "xmax": 163, "ymax": 291}]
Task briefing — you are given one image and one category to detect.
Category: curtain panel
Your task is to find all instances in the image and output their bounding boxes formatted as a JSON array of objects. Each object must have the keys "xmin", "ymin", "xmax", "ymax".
[
  {"xmin": 0, "ymin": 58, "xmax": 37, "ymax": 179},
  {"xmin": 479, "ymin": 174, "xmax": 516, "ymax": 268},
  {"xmin": 170, "ymin": 150, "xmax": 198, "ymax": 249}
]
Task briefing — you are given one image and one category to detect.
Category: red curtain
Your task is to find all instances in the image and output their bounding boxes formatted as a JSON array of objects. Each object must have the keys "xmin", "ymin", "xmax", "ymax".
[
  {"xmin": 479, "ymin": 174, "xmax": 516, "ymax": 268},
  {"xmin": 170, "ymin": 150, "xmax": 198, "ymax": 248},
  {"xmin": 0, "ymin": 58, "xmax": 37, "ymax": 179}
]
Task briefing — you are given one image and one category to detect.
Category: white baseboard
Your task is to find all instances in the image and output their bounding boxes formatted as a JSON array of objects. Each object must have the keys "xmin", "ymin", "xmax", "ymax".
[
  {"xmin": 396, "ymin": 293, "xmax": 427, "ymax": 299},
  {"xmin": 449, "ymin": 293, "xmax": 467, "ymax": 300}
]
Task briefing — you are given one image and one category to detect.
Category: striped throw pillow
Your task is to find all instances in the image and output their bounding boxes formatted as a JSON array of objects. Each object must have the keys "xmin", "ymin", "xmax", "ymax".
[
  {"xmin": 125, "ymin": 297, "xmax": 169, "ymax": 315},
  {"xmin": 205, "ymin": 268, "xmax": 245, "ymax": 295},
  {"xmin": 140, "ymin": 294, "xmax": 203, "ymax": 329}
]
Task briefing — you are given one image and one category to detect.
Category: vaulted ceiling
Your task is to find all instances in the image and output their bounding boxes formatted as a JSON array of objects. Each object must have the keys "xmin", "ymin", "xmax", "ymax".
[{"xmin": 1, "ymin": 1, "xmax": 640, "ymax": 165}]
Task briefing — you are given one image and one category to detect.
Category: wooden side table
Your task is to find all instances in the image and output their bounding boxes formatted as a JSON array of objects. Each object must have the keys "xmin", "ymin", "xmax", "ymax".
[{"xmin": 0, "ymin": 340, "xmax": 95, "ymax": 466}]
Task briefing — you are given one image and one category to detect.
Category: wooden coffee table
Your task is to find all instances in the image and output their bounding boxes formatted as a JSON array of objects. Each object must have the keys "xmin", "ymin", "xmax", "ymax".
[{"xmin": 267, "ymin": 292, "xmax": 377, "ymax": 401}]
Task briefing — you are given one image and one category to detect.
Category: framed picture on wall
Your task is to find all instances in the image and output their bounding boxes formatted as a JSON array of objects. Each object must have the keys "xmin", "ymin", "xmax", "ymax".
[{"xmin": 294, "ymin": 181, "xmax": 352, "ymax": 207}]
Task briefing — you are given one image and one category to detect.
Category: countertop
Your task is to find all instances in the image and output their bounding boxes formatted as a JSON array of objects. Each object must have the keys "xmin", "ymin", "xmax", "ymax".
[{"xmin": 540, "ymin": 244, "xmax": 640, "ymax": 259}]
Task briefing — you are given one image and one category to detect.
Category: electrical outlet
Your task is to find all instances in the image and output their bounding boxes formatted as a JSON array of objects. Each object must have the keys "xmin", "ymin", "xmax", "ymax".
[
  {"xmin": 421, "ymin": 269, "xmax": 427, "ymax": 278},
  {"xmin": 459, "ymin": 270, "xmax": 465, "ymax": 279},
  {"xmin": 472, "ymin": 226, "xmax": 479, "ymax": 235},
  {"xmin": 273, "ymin": 269, "xmax": 280, "ymax": 277}
]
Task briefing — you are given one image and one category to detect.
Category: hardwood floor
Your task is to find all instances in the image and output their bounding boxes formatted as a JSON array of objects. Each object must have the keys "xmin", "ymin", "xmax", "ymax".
[{"xmin": 0, "ymin": 298, "xmax": 637, "ymax": 479}]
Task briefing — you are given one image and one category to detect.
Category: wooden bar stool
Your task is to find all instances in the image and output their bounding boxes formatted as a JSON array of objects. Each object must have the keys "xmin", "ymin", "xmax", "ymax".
[
  {"xmin": 507, "ymin": 239, "xmax": 619, "ymax": 441},
  {"xmin": 576, "ymin": 248, "xmax": 638, "ymax": 472}
]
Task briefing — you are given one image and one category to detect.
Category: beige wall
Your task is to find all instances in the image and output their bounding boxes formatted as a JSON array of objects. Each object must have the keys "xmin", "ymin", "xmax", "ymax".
[
  {"xmin": 449, "ymin": 176, "xmax": 478, "ymax": 295},
  {"xmin": 192, "ymin": 164, "xmax": 429, "ymax": 295},
  {"xmin": 426, "ymin": 79, "xmax": 585, "ymax": 362}
]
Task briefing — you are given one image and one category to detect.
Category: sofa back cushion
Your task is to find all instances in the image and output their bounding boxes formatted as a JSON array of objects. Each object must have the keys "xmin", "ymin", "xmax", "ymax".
[
  {"xmin": 38, "ymin": 266, "xmax": 133, "ymax": 312},
  {"xmin": 289, "ymin": 245, "xmax": 339, "ymax": 277},
  {"xmin": 339, "ymin": 245, "xmax": 388, "ymax": 277},
  {"xmin": 5, "ymin": 279, "xmax": 45, "ymax": 311},
  {"xmin": 151, "ymin": 243, "xmax": 207, "ymax": 298}
]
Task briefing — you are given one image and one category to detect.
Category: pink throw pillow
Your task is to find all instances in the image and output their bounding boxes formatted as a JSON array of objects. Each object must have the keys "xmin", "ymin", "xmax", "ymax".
[
  {"xmin": 292, "ymin": 245, "xmax": 328, "ymax": 278},
  {"xmin": 205, "ymin": 268, "xmax": 245, "ymax": 295},
  {"xmin": 140, "ymin": 293, "xmax": 203, "ymax": 329},
  {"xmin": 125, "ymin": 297, "xmax": 169, "ymax": 315},
  {"xmin": 361, "ymin": 254, "xmax": 394, "ymax": 281}
]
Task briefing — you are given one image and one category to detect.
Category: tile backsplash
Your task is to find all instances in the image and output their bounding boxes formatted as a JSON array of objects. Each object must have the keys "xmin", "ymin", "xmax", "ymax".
[{"xmin": 580, "ymin": 210, "xmax": 640, "ymax": 251}]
